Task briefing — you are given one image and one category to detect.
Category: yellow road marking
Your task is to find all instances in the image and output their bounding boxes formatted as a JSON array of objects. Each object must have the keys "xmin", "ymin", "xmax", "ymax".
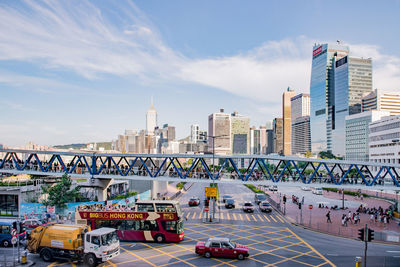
[
  {"xmin": 232, "ymin": 213, "xmax": 237, "ymax": 220},
  {"xmin": 245, "ymin": 214, "xmax": 250, "ymax": 221},
  {"xmin": 199, "ymin": 212, "xmax": 202, "ymax": 219},
  {"xmin": 251, "ymin": 214, "xmax": 257, "ymax": 221},
  {"xmin": 227, "ymin": 213, "xmax": 231, "ymax": 220},
  {"xmin": 276, "ymin": 214, "xmax": 284, "ymax": 223},
  {"xmin": 287, "ymin": 228, "xmax": 336, "ymax": 267},
  {"xmin": 106, "ymin": 259, "xmax": 116, "ymax": 267},
  {"xmin": 277, "ymin": 214, "xmax": 287, "ymax": 223},
  {"xmin": 192, "ymin": 212, "xmax": 196, "ymax": 219},
  {"xmin": 221, "ymin": 212, "xmax": 224, "ymax": 219},
  {"xmin": 257, "ymin": 214, "xmax": 264, "ymax": 222},
  {"xmin": 185, "ymin": 212, "xmax": 190, "ymax": 219},
  {"xmin": 239, "ymin": 213, "xmax": 243, "ymax": 220},
  {"xmin": 270, "ymin": 215, "xmax": 278, "ymax": 222},
  {"xmin": 120, "ymin": 246, "xmax": 157, "ymax": 267},
  {"xmin": 264, "ymin": 215, "xmax": 271, "ymax": 222},
  {"xmin": 140, "ymin": 242, "xmax": 197, "ymax": 267}
]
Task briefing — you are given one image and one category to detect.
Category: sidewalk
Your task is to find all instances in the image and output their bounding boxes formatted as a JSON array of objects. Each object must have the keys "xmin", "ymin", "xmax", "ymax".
[
  {"xmin": 266, "ymin": 188, "xmax": 400, "ymax": 244},
  {"xmin": 164, "ymin": 182, "xmax": 194, "ymax": 200}
]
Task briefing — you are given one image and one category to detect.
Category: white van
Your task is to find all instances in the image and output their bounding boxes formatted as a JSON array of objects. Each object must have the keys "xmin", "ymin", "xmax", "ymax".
[{"xmin": 313, "ymin": 188, "xmax": 323, "ymax": 195}]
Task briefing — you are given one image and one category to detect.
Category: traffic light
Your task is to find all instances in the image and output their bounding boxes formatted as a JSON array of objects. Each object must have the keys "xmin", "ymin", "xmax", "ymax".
[
  {"xmin": 358, "ymin": 228, "xmax": 365, "ymax": 241},
  {"xmin": 19, "ymin": 222, "xmax": 25, "ymax": 234},
  {"xmin": 298, "ymin": 203, "xmax": 302, "ymax": 209},
  {"xmin": 12, "ymin": 221, "xmax": 17, "ymax": 230},
  {"xmin": 367, "ymin": 228, "xmax": 374, "ymax": 242}
]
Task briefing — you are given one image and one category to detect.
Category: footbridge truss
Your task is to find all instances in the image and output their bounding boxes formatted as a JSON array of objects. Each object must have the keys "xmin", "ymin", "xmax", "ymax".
[{"xmin": 1, "ymin": 149, "xmax": 399, "ymax": 190}]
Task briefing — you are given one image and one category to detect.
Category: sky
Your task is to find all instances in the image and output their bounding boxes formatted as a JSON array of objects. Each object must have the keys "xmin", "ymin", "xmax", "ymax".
[{"xmin": 0, "ymin": 0, "xmax": 399, "ymax": 147}]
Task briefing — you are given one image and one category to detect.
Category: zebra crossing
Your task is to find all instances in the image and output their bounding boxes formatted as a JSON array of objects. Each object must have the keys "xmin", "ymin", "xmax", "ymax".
[{"xmin": 184, "ymin": 211, "xmax": 287, "ymax": 223}]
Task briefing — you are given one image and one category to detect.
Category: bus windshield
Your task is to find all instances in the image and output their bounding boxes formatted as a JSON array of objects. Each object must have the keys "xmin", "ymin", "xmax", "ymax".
[{"xmin": 101, "ymin": 231, "xmax": 118, "ymax": 246}]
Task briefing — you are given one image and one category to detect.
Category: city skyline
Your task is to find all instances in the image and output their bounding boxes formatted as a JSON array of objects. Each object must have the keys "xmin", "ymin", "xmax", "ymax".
[{"xmin": 1, "ymin": 1, "xmax": 400, "ymax": 147}]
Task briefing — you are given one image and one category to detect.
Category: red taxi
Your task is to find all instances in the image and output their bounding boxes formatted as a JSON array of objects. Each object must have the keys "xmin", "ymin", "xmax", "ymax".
[{"xmin": 195, "ymin": 238, "xmax": 249, "ymax": 260}]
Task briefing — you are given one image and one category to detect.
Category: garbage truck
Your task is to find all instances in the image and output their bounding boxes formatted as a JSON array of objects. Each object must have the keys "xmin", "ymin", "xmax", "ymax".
[{"xmin": 27, "ymin": 224, "xmax": 119, "ymax": 266}]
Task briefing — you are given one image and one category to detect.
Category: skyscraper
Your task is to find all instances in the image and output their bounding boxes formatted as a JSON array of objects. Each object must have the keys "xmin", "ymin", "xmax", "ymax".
[
  {"xmin": 309, "ymin": 43, "xmax": 349, "ymax": 154},
  {"xmin": 231, "ymin": 111, "xmax": 250, "ymax": 154},
  {"xmin": 208, "ymin": 109, "xmax": 231, "ymax": 155},
  {"xmin": 273, "ymin": 118, "xmax": 283, "ymax": 155},
  {"xmin": 282, "ymin": 87, "xmax": 296, "ymax": 155},
  {"xmin": 332, "ymin": 56, "xmax": 373, "ymax": 157},
  {"xmin": 146, "ymin": 98, "xmax": 157, "ymax": 134},
  {"xmin": 291, "ymin": 93, "xmax": 311, "ymax": 155}
]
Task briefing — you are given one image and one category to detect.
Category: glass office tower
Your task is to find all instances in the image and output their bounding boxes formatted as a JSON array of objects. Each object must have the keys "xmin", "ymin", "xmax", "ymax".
[
  {"xmin": 309, "ymin": 43, "xmax": 349, "ymax": 154},
  {"xmin": 332, "ymin": 56, "xmax": 372, "ymax": 157}
]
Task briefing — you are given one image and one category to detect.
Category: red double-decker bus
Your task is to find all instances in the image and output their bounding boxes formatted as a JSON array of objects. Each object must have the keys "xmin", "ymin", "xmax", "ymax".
[{"xmin": 76, "ymin": 200, "xmax": 184, "ymax": 243}]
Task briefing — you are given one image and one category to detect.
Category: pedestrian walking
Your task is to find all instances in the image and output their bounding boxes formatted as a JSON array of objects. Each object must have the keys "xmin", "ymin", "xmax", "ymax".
[
  {"xmin": 347, "ymin": 211, "xmax": 353, "ymax": 224},
  {"xmin": 326, "ymin": 211, "xmax": 332, "ymax": 223}
]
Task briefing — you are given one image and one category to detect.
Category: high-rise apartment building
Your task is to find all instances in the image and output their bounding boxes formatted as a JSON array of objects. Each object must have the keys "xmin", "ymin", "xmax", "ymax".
[
  {"xmin": 146, "ymin": 99, "xmax": 157, "ymax": 134},
  {"xmin": 291, "ymin": 93, "xmax": 311, "ymax": 155},
  {"xmin": 345, "ymin": 110, "xmax": 390, "ymax": 161},
  {"xmin": 362, "ymin": 89, "xmax": 400, "ymax": 116},
  {"xmin": 310, "ymin": 43, "xmax": 349, "ymax": 154},
  {"xmin": 273, "ymin": 118, "xmax": 283, "ymax": 155},
  {"xmin": 332, "ymin": 56, "xmax": 373, "ymax": 157},
  {"xmin": 266, "ymin": 129, "xmax": 274, "ymax": 154},
  {"xmin": 231, "ymin": 111, "xmax": 250, "ymax": 154},
  {"xmin": 208, "ymin": 109, "xmax": 231, "ymax": 155},
  {"xmin": 282, "ymin": 88, "xmax": 296, "ymax": 155},
  {"xmin": 190, "ymin": 124, "xmax": 200, "ymax": 143}
]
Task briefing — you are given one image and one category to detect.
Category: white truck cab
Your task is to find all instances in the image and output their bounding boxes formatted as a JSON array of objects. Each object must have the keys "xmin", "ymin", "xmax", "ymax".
[{"xmin": 84, "ymin": 228, "xmax": 120, "ymax": 266}]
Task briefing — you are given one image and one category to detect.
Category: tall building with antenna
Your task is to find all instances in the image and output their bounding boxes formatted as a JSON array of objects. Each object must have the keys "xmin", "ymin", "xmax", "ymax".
[{"xmin": 146, "ymin": 97, "xmax": 157, "ymax": 135}]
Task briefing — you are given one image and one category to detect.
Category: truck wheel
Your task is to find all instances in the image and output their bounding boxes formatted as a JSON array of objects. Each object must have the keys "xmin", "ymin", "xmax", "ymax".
[
  {"xmin": 155, "ymin": 234, "xmax": 165, "ymax": 243},
  {"xmin": 204, "ymin": 251, "xmax": 211, "ymax": 258},
  {"xmin": 237, "ymin": 253, "xmax": 245, "ymax": 260},
  {"xmin": 1, "ymin": 240, "xmax": 9, "ymax": 247},
  {"xmin": 84, "ymin": 253, "xmax": 98, "ymax": 267},
  {"xmin": 40, "ymin": 248, "xmax": 53, "ymax": 262}
]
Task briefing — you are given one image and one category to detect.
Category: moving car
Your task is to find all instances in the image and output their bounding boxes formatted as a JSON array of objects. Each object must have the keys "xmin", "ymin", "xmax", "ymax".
[
  {"xmin": 222, "ymin": 195, "xmax": 232, "ymax": 203},
  {"xmin": 254, "ymin": 193, "xmax": 267, "ymax": 205},
  {"xmin": 313, "ymin": 188, "xmax": 323, "ymax": 195},
  {"xmin": 225, "ymin": 199, "xmax": 235, "ymax": 209},
  {"xmin": 195, "ymin": 237, "xmax": 249, "ymax": 260},
  {"xmin": 242, "ymin": 202, "xmax": 254, "ymax": 213},
  {"xmin": 188, "ymin": 197, "xmax": 200, "ymax": 206},
  {"xmin": 23, "ymin": 219, "xmax": 46, "ymax": 230},
  {"xmin": 301, "ymin": 186, "xmax": 311, "ymax": 191},
  {"xmin": 259, "ymin": 202, "xmax": 272, "ymax": 213},
  {"xmin": 269, "ymin": 185, "xmax": 278, "ymax": 191}
]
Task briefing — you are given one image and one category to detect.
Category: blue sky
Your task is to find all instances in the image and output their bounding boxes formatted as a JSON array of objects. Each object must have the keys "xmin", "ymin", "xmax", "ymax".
[{"xmin": 0, "ymin": 0, "xmax": 399, "ymax": 147}]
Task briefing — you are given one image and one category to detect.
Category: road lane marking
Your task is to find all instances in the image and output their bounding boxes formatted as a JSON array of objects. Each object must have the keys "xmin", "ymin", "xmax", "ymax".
[
  {"xmin": 387, "ymin": 251, "xmax": 400, "ymax": 253},
  {"xmin": 120, "ymin": 246, "xmax": 157, "ymax": 267},
  {"xmin": 185, "ymin": 212, "xmax": 190, "ymax": 219},
  {"xmin": 227, "ymin": 213, "xmax": 231, "ymax": 220},
  {"xmin": 192, "ymin": 212, "xmax": 196, "ymax": 219},
  {"xmin": 239, "ymin": 214, "xmax": 243, "ymax": 220},
  {"xmin": 286, "ymin": 228, "xmax": 335, "ymax": 267},
  {"xmin": 252, "ymin": 215, "xmax": 257, "ymax": 221},
  {"xmin": 275, "ymin": 215, "xmax": 284, "ymax": 223},
  {"xmin": 257, "ymin": 214, "xmax": 264, "ymax": 222},
  {"xmin": 270, "ymin": 215, "xmax": 278, "ymax": 222},
  {"xmin": 276, "ymin": 214, "xmax": 287, "ymax": 223},
  {"xmin": 221, "ymin": 213, "xmax": 224, "ymax": 219},
  {"xmin": 199, "ymin": 212, "xmax": 202, "ymax": 219},
  {"xmin": 140, "ymin": 242, "xmax": 197, "ymax": 267},
  {"xmin": 264, "ymin": 215, "xmax": 271, "ymax": 222},
  {"xmin": 245, "ymin": 214, "xmax": 250, "ymax": 221},
  {"xmin": 233, "ymin": 213, "xmax": 237, "ymax": 220}
]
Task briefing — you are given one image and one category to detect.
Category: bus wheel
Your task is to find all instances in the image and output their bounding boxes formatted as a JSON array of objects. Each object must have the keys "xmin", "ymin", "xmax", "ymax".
[{"xmin": 155, "ymin": 234, "xmax": 165, "ymax": 243}]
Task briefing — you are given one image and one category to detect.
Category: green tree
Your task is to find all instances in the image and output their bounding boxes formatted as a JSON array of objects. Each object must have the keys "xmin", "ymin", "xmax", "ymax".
[{"xmin": 41, "ymin": 173, "xmax": 81, "ymax": 209}]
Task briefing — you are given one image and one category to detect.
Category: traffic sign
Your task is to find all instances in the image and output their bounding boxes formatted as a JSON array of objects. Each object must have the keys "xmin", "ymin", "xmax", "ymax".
[
  {"xmin": 204, "ymin": 206, "xmax": 209, "ymax": 212},
  {"xmin": 11, "ymin": 237, "xmax": 17, "ymax": 245},
  {"xmin": 308, "ymin": 204, "xmax": 313, "ymax": 210},
  {"xmin": 205, "ymin": 187, "xmax": 217, "ymax": 197},
  {"xmin": 11, "ymin": 229, "xmax": 17, "ymax": 237}
]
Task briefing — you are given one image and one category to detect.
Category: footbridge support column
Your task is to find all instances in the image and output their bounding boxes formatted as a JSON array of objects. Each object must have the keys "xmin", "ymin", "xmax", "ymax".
[{"xmin": 90, "ymin": 178, "xmax": 113, "ymax": 202}]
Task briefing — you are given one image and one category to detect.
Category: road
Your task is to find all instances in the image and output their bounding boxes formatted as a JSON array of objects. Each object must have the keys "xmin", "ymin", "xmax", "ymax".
[{"xmin": 3, "ymin": 182, "xmax": 399, "ymax": 266}]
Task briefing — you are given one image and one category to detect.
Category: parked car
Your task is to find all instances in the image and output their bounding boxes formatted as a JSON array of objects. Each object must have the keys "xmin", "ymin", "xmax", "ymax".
[
  {"xmin": 259, "ymin": 202, "xmax": 272, "ymax": 213},
  {"xmin": 188, "ymin": 197, "xmax": 200, "ymax": 206},
  {"xmin": 254, "ymin": 193, "xmax": 267, "ymax": 205},
  {"xmin": 195, "ymin": 237, "xmax": 249, "ymax": 260},
  {"xmin": 242, "ymin": 202, "xmax": 254, "ymax": 213},
  {"xmin": 222, "ymin": 195, "xmax": 232, "ymax": 203},
  {"xmin": 269, "ymin": 185, "xmax": 278, "ymax": 191},
  {"xmin": 225, "ymin": 199, "xmax": 235, "ymax": 209},
  {"xmin": 313, "ymin": 188, "xmax": 323, "ymax": 195}
]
